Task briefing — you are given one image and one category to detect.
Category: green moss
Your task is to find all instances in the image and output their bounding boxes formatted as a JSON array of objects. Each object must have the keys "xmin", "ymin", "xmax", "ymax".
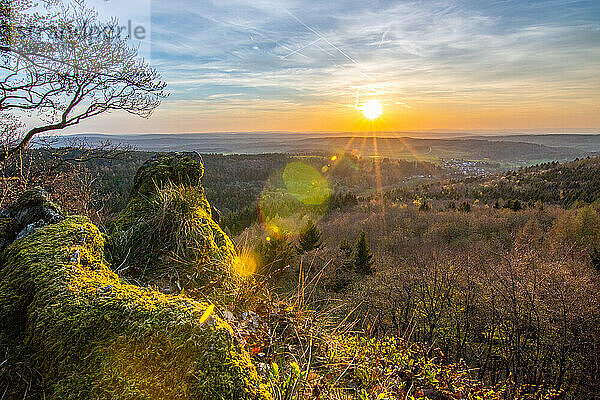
[
  {"xmin": 0, "ymin": 217, "xmax": 269, "ymax": 400},
  {"xmin": 129, "ymin": 154, "xmax": 205, "ymax": 199},
  {"xmin": 108, "ymin": 155, "xmax": 237, "ymax": 293}
]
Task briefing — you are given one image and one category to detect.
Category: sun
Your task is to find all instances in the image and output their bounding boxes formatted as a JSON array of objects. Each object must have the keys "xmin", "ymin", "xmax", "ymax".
[{"xmin": 360, "ymin": 100, "xmax": 383, "ymax": 120}]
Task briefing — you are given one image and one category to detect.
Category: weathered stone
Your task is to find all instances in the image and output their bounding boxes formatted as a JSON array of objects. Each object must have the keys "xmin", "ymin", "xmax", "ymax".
[
  {"xmin": 108, "ymin": 154, "xmax": 237, "ymax": 294},
  {"xmin": 0, "ymin": 189, "xmax": 65, "ymax": 250}
]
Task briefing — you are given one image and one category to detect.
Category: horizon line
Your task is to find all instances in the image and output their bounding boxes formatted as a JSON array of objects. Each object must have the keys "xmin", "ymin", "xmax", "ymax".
[{"xmin": 57, "ymin": 129, "xmax": 600, "ymax": 137}]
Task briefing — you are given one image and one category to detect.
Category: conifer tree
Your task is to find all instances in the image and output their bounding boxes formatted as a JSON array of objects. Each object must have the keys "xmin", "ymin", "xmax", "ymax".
[
  {"xmin": 339, "ymin": 239, "xmax": 353, "ymax": 270},
  {"xmin": 339, "ymin": 239, "xmax": 352, "ymax": 257},
  {"xmin": 591, "ymin": 247, "xmax": 600, "ymax": 271},
  {"xmin": 256, "ymin": 235, "xmax": 296, "ymax": 275},
  {"xmin": 297, "ymin": 220, "xmax": 323, "ymax": 253},
  {"xmin": 353, "ymin": 231, "xmax": 374, "ymax": 274}
]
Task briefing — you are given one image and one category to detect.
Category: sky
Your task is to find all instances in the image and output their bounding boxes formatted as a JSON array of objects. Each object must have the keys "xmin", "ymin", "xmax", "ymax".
[{"xmin": 78, "ymin": 0, "xmax": 600, "ymax": 134}]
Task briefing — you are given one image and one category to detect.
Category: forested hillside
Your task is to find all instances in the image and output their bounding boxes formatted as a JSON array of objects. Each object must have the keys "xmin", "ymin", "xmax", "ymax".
[
  {"xmin": 0, "ymin": 149, "xmax": 444, "ymax": 232},
  {"xmin": 0, "ymin": 153, "xmax": 548, "ymax": 400},
  {"xmin": 388, "ymin": 156, "xmax": 600, "ymax": 208},
  {"xmin": 1, "ymin": 150, "xmax": 599, "ymax": 399},
  {"xmin": 238, "ymin": 155, "xmax": 600, "ymax": 399}
]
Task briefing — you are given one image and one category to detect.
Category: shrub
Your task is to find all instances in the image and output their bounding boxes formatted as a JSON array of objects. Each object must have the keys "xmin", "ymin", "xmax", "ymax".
[
  {"xmin": 592, "ymin": 247, "xmax": 600, "ymax": 270},
  {"xmin": 504, "ymin": 199, "xmax": 522, "ymax": 211},
  {"xmin": 458, "ymin": 201, "xmax": 471, "ymax": 213}
]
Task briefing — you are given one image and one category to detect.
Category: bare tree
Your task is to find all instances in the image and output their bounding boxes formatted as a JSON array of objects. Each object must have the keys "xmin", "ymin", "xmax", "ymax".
[{"xmin": 0, "ymin": 0, "xmax": 166, "ymax": 163}]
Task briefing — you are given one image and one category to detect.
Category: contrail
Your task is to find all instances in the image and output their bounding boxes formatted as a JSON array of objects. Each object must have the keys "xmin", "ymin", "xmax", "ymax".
[
  {"xmin": 283, "ymin": 8, "xmax": 371, "ymax": 80},
  {"xmin": 378, "ymin": 28, "xmax": 389, "ymax": 48},
  {"xmin": 312, "ymin": 42, "xmax": 337, "ymax": 58},
  {"xmin": 279, "ymin": 42, "xmax": 311, "ymax": 59},
  {"xmin": 281, "ymin": 37, "xmax": 323, "ymax": 59}
]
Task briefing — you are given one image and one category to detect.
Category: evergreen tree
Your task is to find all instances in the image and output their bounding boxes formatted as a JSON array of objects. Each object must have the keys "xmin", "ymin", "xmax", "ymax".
[
  {"xmin": 458, "ymin": 201, "xmax": 471, "ymax": 213},
  {"xmin": 256, "ymin": 235, "xmax": 296, "ymax": 275},
  {"xmin": 297, "ymin": 220, "xmax": 323, "ymax": 253},
  {"xmin": 353, "ymin": 231, "xmax": 374, "ymax": 274},
  {"xmin": 339, "ymin": 239, "xmax": 352, "ymax": 257},
  {"xmin": 339, "ymin": 239, "xmax": 354, "ymax": 270},
  {"xmin": 591, "ymin": 247, "xmax": 600, "ymax": 271},
  {"xmin": 331, "ymin": 239, "xmax": 354, "ymax": 292}
]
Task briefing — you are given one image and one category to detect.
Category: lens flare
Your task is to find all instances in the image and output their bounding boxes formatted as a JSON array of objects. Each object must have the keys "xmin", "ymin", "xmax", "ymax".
[
  {"xmin": 199, "ymin": 304, "xmax": 214, "ymax": 324},
  {"xmin": 258, "ymin": 161, "xmax": 331, "ymax": 238},
  {"xmin": 282, "ymin": 161, "xmax": 330, "ymax": 205}
]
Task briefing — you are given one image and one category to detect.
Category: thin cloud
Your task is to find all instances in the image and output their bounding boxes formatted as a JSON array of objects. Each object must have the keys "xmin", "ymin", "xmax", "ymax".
[{"xmin": 88, "ymin": 0, "xmax": 600, "ymax": 131}]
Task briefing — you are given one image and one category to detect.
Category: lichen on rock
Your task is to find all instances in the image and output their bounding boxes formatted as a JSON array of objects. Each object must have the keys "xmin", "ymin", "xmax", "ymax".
[
  {"xmin": 108, "ymin": 153, "xmax": 238, "ymax": 293},
  {"xmin": 0, "ymin": 215, "xmax": 269, "ymax": 400}
]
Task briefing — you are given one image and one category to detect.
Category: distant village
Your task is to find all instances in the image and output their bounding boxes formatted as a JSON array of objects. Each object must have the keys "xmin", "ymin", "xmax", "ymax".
[{"xmin": 442, "ymin": 158, "xmax": 490, "ymax": 176}]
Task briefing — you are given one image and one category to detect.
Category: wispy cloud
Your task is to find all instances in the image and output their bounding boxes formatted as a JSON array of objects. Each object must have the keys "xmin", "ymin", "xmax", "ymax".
[{"xmin": 80, "ymin": 0, "xmax": 600, "ymax": 132}]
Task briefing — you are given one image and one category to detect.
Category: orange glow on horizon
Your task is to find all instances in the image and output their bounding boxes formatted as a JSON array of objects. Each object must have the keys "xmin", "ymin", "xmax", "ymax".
[{"xmin": 81, "ymin": 98, "xmax": 600, "ymax": 134}]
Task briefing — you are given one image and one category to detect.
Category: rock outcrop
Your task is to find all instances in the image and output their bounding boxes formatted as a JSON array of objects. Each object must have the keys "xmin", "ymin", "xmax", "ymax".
[
  {"xmin": 0, "ymin": 157, "xmax": 269, "ymax": 400},
  {"xmin": 108, "ymin": 153, "xmax": 237, "ymax": 293}
]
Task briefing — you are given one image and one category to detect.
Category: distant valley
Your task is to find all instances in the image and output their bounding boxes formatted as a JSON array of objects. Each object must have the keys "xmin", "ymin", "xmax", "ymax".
[{"xmin": 52, "ymin": 132, "xmax": 600, "ymax": 168}]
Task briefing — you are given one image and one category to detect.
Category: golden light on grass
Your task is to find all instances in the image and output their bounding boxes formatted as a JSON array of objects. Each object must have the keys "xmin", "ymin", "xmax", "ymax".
[
  {"xmin": 233, "ymin": 252, "xmax": 257, "ymax": 276},
  {"xmin": 360, "ymin": 100, "xmax": 383, "ymax": 120}
]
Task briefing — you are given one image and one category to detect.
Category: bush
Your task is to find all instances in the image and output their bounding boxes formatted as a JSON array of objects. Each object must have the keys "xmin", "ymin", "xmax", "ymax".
[
  {"xmin": 458, "ymin": 201, "xmax": 471, "ymax": 213},
  {"xmin": 504, "ymin": 199, "xmax": 522, "ymax": 211},
  {"xmin": 591, "ymin": 247, "xmax": 600, "ymax": 270}
]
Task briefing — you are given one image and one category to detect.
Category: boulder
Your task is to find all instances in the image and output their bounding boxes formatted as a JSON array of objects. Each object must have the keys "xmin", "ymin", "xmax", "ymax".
[
  {"xmin": 128, "ymin": 152, "xmax": 206, "ymax": 200},
  {"xmin": 0, "ymin": 215, "xmax": 269, "ymax": 399}
]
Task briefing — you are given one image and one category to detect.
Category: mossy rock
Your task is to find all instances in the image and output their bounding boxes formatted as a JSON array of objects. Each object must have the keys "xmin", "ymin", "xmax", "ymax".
[
  {"xmin": 0, "ymin": 216, "xmax": 270, "ymax": 400},
  {"xmin": 108, "ymin": 154, "xmax": 237, "ymax": 293},
  {"xmin": 129, "ymin": 152, "xmax": 206, "ymax": 200}
]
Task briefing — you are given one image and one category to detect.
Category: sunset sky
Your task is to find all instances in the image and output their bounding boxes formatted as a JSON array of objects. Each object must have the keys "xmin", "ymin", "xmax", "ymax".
[{"xmin": 80, "ymin": 0, "xmax": 600, "ymax": 134}]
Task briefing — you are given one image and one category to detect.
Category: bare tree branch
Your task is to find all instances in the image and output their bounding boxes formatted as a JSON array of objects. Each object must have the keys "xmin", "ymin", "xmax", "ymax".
[{"xmin": 0, "ymin": 0, "xmax": 167, "ymax": 164}]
